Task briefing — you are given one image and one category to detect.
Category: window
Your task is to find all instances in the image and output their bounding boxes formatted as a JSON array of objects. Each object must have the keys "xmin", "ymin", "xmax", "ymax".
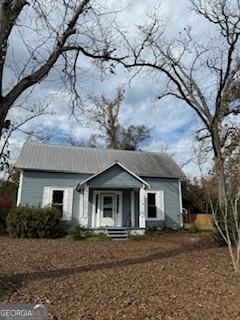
[
  {"xmin": 147, "ymin": 193, "xmax": 157, "ymax": 218},
  {"xmin": 52, "ymin": 190, "xmax": 64, "ymax": 215}
]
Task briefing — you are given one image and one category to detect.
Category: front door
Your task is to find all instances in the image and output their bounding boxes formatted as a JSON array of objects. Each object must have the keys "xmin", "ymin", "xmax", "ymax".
[{"xmin": 101, "ymin": 194, "xmax": 115, "ymax": 226}]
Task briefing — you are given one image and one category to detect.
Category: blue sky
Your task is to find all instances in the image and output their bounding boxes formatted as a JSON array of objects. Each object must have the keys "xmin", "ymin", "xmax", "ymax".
[{"xmin": 4, "ymin": 0, "xmax": 215, "ymax": 178}]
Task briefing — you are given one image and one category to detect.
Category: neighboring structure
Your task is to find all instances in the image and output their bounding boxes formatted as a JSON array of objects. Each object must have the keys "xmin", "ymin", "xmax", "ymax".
[{"xmin": 16, "ymin": 142, "xmax": 185, "ymax": 233}]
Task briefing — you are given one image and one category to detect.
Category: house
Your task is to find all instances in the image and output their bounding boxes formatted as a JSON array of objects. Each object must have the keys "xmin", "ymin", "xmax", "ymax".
[{"xmin": 16, "ymin": 142, "xmax": 185, "ymax": 234}]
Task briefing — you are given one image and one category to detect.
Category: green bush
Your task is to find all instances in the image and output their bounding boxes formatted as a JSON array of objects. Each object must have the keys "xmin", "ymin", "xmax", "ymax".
[
  {"xmin": 6, "ymin": 206, "xmax": 61, "ymax": 238},
  {"xmin": 51, "ymin": 221, "xmax": 72, "ymax": 238},
  {"xmin": 66, "ymin": 223, "xmax": 90, "ymax": 240}
]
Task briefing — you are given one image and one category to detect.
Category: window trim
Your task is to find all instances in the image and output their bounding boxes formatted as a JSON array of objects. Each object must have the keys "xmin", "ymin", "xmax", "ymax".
[
  {"xmin": 146, "ymin": 191, "xmax": 158, "ymax": 220},
  {"xmin": 42, "ymin": 186, "xmax": 73, "ymax": 221}
]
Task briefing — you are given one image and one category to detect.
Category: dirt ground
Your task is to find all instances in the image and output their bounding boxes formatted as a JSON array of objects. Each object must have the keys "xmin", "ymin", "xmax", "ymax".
[{"xmin": 0, "ymin": 233, "xmax": 240, "ymax": 320}]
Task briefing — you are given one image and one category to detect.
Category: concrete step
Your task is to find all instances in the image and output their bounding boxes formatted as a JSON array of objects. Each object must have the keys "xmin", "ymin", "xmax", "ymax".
[
  {"xmin": 107, "ymin": 227, "xmax": 127, "ymax": 231},
  {"xmin": 107, "ymin": 230, "xmax": 128, "ymax": 234},
  {"xmin": 107, "ymin": 232, "xmax": 128, "ymax": 237},
  {"xmin": 107, "ymin": 227, "xmax": 129, "ymax": 240}
]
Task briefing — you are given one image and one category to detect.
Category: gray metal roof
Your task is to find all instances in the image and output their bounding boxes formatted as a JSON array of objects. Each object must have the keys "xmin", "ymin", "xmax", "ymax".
[{"xmin": 16, "ymin": 142, "xmax": 185, "ymax": 178}]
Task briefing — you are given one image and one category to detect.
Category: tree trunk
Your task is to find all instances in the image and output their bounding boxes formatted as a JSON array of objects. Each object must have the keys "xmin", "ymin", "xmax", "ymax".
[
  {"xmin": 211, "ymin": 121, "xmax": 227, "ymax": 206},
  {"xmin": 0, "ymin": 99, "xmax": 10, "ymax": 137},
  {"xmin": 214, "ymin": 155, "xmax": 227, "ymax": 205}
]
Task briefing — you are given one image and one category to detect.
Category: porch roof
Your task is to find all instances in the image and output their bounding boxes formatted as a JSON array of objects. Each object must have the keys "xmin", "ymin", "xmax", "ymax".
[{"xmin": 76, "ymin": 162, "xmax": 150, "ymax": 191}]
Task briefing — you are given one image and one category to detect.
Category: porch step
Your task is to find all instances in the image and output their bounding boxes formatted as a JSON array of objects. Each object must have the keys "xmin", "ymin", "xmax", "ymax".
[{"xmin": 106, "ymin": 227, "xmax": 129, "ymax": 240}]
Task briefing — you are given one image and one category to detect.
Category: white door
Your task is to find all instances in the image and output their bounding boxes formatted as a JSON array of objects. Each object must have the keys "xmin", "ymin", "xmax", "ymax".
[{"xmin": 100, "ymin": 194, "xmax": 115, "ymax": 227}]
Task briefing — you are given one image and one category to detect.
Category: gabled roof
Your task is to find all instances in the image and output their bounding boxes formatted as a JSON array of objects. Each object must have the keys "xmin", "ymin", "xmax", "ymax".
[
  {"xmin": 77, "ymin": 162, "xmax": 151, "ymax": 190},
  {"xmin": 16, "ymin": 142, "xmax": 185, "ymax": 179}
]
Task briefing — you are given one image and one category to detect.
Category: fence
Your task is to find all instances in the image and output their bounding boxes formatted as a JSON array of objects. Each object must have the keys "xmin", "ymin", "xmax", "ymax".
[{"xmin": 184, "ymin": 213, "xmax": 214, "ymax": 231}]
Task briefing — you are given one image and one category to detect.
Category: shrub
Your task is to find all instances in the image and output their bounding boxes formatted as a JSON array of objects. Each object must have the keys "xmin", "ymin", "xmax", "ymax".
[
  {"xmin": 0, "ymin": 180, "xmax": 18, "ymax": 233},
  {"xmin": 86, "ymin": 234, "xmax": 110, "ymax": 241},
  {"xmin": 0, "ymin": 193, "xmax": 11, "ymax": 213},
  {"xmin": 51, "ymin": 221, "xmax": 71, "ymax": 239},
  {"xmin": 0, "ymin": 193, "xmax": 12, "ymax": 232},
  {"xmin": 146, "ymin": 226, "xmax": 160, "ymax": 234},
  {"xmin": 213, "ymin": 207, "xmax": 240, "ymax": 246},
  {"xmin": 6, "ymin": 206, "xmax": 61, "ymax": 238},
  {"xmin": 129, "ymin": 234, "xmax": 146, "ymax": 241},
  {"xmin": 0, "ymin": 222, "xmax": 5, "ymax": 234},
  {"xmin": 213, "ymin": 227, "xmax": 226, "ymax": 246},
  {"xmin": 146, "ymin": 226, "xmax": 179, "ymax": 237},
  {"xmin": 187, "ymin": 223, "xmax": 198, "ymax": 233},
  {"xmin": 66, "ymin": 223, "xmax": 90, "ymax": 240},
  {"xmin": 213, "ymin": 219, "xmax": 237, "ymax": 246}
]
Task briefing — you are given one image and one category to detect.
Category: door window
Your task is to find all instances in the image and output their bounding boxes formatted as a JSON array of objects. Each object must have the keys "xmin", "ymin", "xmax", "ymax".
[{"xmin": 103, "ymin": 196, "xmax": 113, "ymax": 217}]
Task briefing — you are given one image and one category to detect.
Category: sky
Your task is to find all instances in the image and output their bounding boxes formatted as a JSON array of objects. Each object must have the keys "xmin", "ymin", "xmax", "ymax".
[{"xmin": 3, "ymin": 0, "xmax": 215, "ymax": 178}]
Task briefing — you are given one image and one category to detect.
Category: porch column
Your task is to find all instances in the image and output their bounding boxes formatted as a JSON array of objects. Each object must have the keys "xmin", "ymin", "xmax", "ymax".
[
  {"xmin": 83, "ymin": 184, "xmax": 89, "ymax": 226},
  {"xmin": 131, "ymin": 190, "xmax": 135, "ymax": 227},
  {"xmin": 17, "ymin": 170, "xmax": 23, "ymax": 206},
  {"xmin": 139, "ymin": 186, "xmax": 146, "ymax": 228},
  {"xmin": 79, "ymin": 188, "xmax": 84, "ymax": 225}
]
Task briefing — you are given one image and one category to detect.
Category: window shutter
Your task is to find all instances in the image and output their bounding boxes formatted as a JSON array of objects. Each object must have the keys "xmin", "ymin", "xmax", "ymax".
[
  {"xmin": 42, "ymin": 187, "xmax": 51, "ymax": 207},
  {"xmin": 156, "ymin": 191, "xmax": 165, "ymax": 220},
  {"xmin": 63, "ymin": 187, "xmax": 74, "ymax": 220}
]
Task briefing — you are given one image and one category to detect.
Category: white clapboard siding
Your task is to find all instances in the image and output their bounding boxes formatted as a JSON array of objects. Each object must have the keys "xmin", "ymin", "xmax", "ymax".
[
  {"xmin": 156, "ymin": 190, "xmax": 165, "ymax": 220},
  {"xmin": 42, "ymin": 187, "xmax": 51, "ymax": 207}
]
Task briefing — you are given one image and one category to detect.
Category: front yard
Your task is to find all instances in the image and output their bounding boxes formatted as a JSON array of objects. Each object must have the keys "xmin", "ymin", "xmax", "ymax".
[{"xmin": 0, "ymin": 233, "xmax": 239, "ymax": 320}]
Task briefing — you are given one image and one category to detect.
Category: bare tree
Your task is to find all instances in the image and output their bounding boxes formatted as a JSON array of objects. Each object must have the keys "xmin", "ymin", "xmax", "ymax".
[
  {"xmin": 0, "ymin": 100, "xmax": 51, "ymax": 170},
  {"xmin": 91, "ymin": 88, "xmax": 123, "ymax": 149},
  {"xmin": 90, "ymin": 88, "xmax": 151, "ymax": 150},
  {"xmin": 198, "ymin": 145, "xmax": 240, "ymax": 272},
  {"xmin": 118, "ymin": 125, "xmax": 151, "ymax": 151},
  {"xmin": 62, "ymin": 134, "xmax": 97, "ymax": 148},
  {"xmin": 0, "ymin": 0, "xmax": 125, "ymax": 139},
  {"xmin": 100, "ymin": 0, "xmax": 240, "ymax": 270}
]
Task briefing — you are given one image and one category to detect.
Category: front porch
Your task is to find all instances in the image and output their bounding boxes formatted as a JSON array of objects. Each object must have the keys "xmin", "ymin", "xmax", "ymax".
[
  {"xmin": 76, "ymin": 162, "xmax": 152, "ymax": 230},
  {"xmin": 78, "ymin": 187, "xmax": 148, "ymax": 229}
]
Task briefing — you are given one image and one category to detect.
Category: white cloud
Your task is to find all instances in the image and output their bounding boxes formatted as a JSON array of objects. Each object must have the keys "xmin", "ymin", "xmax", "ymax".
[
  {"xmin": 144, "ymin": 136, "xmax": 201, "ymax": 178},
  {"xmin": 3, "ymin": 0, "xmax": 215, "ymax": 178}
]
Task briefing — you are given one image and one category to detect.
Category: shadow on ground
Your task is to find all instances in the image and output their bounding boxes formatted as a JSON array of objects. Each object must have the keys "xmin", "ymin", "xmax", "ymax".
[{"xmin": 0, "ymin": 235, "xmax": 217, "ymax": 298}]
